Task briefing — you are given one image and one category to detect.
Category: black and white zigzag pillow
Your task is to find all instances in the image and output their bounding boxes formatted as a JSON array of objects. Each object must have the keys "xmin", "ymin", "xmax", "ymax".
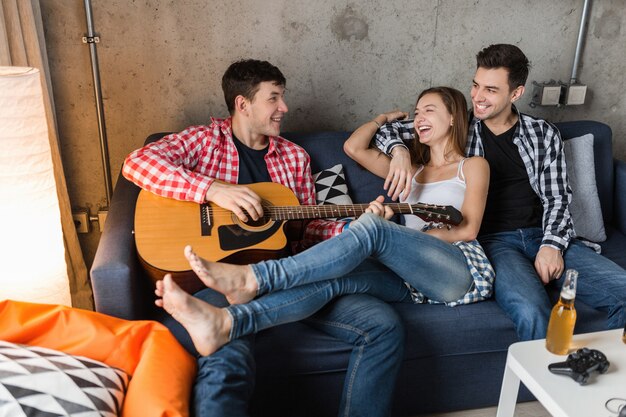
[
  {"xmin": 312, "ymin": 164, "xmax": 353, "ymax": 206},
  {"xmin": 0, "ymin": 340, "xmax": 129, "ymax": 417}
]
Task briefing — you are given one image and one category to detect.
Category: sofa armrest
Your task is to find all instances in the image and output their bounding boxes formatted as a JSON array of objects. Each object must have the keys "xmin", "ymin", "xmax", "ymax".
[
  {"xmin": 90, "ymin": 172, "xmax": 153, "ymax": 320},
  {"xmin": 614, "ymin": 158, "xmax": 626, "ymax": 235}
]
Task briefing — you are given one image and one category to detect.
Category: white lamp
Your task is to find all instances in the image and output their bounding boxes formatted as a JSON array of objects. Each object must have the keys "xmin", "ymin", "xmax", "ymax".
[{"xmin": 0, "ymin": 66, "xmax": 71, "ymax": 306}]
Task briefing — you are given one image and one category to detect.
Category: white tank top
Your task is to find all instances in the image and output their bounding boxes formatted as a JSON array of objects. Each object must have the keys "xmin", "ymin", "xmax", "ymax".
[{"xmin": 401, "ymin": 159, "xmax": 467, "ymax": 231}]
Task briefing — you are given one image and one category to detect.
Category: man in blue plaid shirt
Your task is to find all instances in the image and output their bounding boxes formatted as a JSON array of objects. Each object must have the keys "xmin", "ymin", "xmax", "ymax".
[{"xmin": 375, "ymin": 44, "xmax": 626, "ymax": 341}]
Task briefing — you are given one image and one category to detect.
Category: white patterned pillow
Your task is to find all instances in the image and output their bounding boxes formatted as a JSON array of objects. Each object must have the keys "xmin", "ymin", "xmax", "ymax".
[
  {"xmin": 313, "ymin": 164, "xmax": 355, "ymax": 221},
  {"xmin": 0, "ymin": 340, "xmax": 129, "ymax": 417},
  {"xmin": 313, "ymin": 164, "xmax": 353, "ymax": 206}
]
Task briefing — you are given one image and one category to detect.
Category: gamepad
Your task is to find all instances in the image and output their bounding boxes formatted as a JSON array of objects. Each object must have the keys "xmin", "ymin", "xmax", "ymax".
[{"xmin": 548, "ymin": 347, "xmax": 610, "ymax": 385}]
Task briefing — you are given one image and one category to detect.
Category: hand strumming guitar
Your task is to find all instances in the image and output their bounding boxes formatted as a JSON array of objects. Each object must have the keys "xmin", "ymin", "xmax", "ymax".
[{"xmin": 205, "ymin": 181, "xmax": 264, "ymax": 222}]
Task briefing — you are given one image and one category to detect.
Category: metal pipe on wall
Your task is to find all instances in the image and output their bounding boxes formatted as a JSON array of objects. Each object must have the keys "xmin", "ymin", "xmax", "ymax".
[
  {"xmin": 570, "ymin": 0, "xmax": 592, "ymax": 84},
  {"xmin": 83, "ymin": 0, "xmax": 112, "ymax": 206}
]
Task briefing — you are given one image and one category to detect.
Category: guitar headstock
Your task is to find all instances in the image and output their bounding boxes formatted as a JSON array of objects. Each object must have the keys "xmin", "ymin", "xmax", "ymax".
[{"xmin": 412, "ymin": 203, "xmax": 463, "ymax": 226}]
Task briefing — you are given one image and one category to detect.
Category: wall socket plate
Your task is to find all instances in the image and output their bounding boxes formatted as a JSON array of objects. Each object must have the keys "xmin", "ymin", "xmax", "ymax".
[
  {"xmin": 531, "ymin": 81, "xmax": 562, "ymax": 107},
  {"xmin": 72, "ymin": 210, "xmax": 90, "ymax": 233},
  {"xmin": 561, "ymin": 84, "xmax": 587, "ymax": 105},
  {"xmin": 540, "ymin": 85, "xmax": 562, "ymax": 106},
  {"xmin": 97, "ymin": 209, "xmax": 108, "ymax": 232}
]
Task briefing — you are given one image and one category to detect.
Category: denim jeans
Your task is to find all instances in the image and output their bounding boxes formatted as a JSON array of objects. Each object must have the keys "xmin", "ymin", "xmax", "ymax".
[
  {"xmin": 227, "ymin": 259, "xmax": 411, "ymax": 416},
  {"xmin": 252, "ymin": 213, "xmax": 474, "ymax": 302},
  {"xmin": 479, "ymin": 227, "xmax": 626, "ymax": 341},
  {"xmin": 173, "ymin": 281, "xmax": 408, "ymax": 416},
  {"xmin": 300, "ymin": 293, "xmax": 406, "ymax": 417}
]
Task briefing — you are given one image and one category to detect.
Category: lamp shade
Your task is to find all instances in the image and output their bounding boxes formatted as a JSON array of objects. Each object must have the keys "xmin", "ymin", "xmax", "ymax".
[{"xmin": 0, "ymin": 66, "xmax": 71, "ymax": 306}]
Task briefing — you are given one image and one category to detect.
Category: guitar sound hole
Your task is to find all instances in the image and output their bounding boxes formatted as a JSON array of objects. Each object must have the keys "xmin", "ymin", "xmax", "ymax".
[{"xmin": 242, "ymin": 214, "xmax": 270, "ymax": 228}]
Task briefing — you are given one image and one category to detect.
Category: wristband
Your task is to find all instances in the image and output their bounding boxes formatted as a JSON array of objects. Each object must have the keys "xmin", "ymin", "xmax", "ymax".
[{"xmin": 372, "ymin": 119, "xmax": 381, "ymax": 129}]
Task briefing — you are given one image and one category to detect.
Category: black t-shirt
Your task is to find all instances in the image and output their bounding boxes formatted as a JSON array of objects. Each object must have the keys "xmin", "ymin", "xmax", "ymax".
[
  {"xmin": 232, "ymin": 135, "xmax": 271, "ymax": 184},
  {"xmin": 479, "ymin": 122, "xmax": 542, "ymax": 235}
]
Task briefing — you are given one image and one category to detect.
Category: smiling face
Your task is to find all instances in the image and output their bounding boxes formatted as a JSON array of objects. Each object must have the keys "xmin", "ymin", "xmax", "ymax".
[
  {"xmin": 471, "ymin": 67, "xmax": 523, "ymax": 123},
  {"xmin": 243, "ymin": 81, "xmax": 288, "ymax": 139},
  {"xmin": 413, "ymin": 92, "xmax": 453, "ymax": 146}
]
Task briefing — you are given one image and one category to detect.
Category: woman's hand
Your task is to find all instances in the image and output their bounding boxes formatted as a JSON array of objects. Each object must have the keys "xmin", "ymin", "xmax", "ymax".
[
  {"xmin": 384, "ymin": 147, "xmax": 413, "ymax": 201},
  {"xmin": 363, "ymin": 195, "xmax": 394, "ymax": 220}
]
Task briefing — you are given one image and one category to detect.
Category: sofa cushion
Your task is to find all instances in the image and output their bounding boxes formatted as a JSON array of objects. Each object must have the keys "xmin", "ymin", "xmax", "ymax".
[
  {"xmin": 555, "ymin": 121, "xmax": 613, "ymax": 225},
  {"xmin": 0, "ymin": 340, "xmax": 128, "ymax": 417},
  {"xmin": 600, "ymin": 226, "xmax": 626, "ymax": 270},
  {"xmin": 312, "ymin": 164, "xmax": 353, "ymax": 206},
  {"xmin": 563, "ymin": 134, "xmax": 606, "ymax": 242}
]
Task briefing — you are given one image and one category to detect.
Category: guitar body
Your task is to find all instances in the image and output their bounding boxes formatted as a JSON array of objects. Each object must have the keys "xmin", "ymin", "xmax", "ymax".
[{"xmin": 135, "ymin": 182, "xmax": 300, "ymax": 290}]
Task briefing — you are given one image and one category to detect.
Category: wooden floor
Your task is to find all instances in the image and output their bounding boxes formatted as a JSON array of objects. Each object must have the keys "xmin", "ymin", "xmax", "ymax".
[{"xmin": 417, "ymin": 401, "xmax": 550, "ymax": 417}]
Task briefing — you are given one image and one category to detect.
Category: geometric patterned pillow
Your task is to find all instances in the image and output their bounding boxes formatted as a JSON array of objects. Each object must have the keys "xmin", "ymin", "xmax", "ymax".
[
  {"xmin": 313, "ymin": 163, "xmax": 355, "ymax": 221},
  {"xmin": 0, "ymin": 340, "xmax": 129, "ymax": 417},
  {"xmin": 312, "ymin": 163, "xmax": 353, "ymax": 206}
]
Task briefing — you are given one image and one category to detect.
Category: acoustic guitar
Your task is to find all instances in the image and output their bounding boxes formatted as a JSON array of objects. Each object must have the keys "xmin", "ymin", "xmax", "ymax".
[{"xmin": 134, "ymin": 182, "xmax": 463, "ymax": 293}]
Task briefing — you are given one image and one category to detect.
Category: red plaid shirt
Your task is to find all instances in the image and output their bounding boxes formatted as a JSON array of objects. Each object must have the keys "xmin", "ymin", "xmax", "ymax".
[{"xmin": 123, "ymin": 117, "xmax": 345, "ymax": 242}]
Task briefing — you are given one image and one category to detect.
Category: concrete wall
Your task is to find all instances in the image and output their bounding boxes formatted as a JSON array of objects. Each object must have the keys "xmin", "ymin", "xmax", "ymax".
[{"xmin": 38, "ymin": 0, "xmax": 626, "ymax": 266}]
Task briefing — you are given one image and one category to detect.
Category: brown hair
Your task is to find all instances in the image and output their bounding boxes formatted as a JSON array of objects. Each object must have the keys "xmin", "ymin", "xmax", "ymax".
[
  {"xmin": 476, "ymin": 44, "xmax": 530, "ymax": 90},
  {"xmin": 410, "ymin": 87, "xmax": 468, "ymax": 165},
  {"xmin": 222, "ymin": 59, "xmax": 286, "ymax": 114}
]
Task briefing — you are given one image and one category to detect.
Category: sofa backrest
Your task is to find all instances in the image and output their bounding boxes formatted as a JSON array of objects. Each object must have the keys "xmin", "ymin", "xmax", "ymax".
[
  {"xmin": 286, "ymin": 121, "xmax": 614, "ymax": 224},
  {"xmin": 282, "ymin": 131, "xmax": 389, "ymax": 205}
]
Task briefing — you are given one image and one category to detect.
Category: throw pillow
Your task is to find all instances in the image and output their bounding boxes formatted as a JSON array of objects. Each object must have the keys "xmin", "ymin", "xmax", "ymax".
[
  {"xmin": 312, "ymin": 164, "xmax": 355, "ymax": 222},
  {"xmin": 312, "ymin": 163, "xmax": 353, "ymax": 206},
  {"xmin": 563, "ymin": 134, "xmax": 607, "ymax": 242},
  {"xmin": 0, "ymin": 340, "xmax": 129, "ymax": 417}
]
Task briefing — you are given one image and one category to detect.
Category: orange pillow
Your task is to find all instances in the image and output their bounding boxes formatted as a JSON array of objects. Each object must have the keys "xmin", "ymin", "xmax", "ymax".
[{"xmin": 0, "ymin": 299, "xmax": 196, "ymax": 417}]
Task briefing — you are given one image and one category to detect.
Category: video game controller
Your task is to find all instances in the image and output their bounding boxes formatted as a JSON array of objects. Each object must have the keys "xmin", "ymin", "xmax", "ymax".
[{"xmin": 548, "ymin": 347, "xmax": 610, "ymax": 385}]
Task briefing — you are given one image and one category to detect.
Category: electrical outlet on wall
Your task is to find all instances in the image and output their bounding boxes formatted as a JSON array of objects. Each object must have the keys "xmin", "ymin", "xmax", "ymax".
[
  {"xmin": 561, "ymin": 84, "xmax": 587, "ymax": 105},
  {"xmin": 530, "ymin": 81, "xmax": 562, "ymax": 107},
  {"xmin": 72, "ymin": 210, "xmax": 89, "ymax": 233}
]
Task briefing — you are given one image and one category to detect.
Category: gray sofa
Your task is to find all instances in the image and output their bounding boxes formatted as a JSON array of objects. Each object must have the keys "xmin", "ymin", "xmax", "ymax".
[{"xmin": 91, "ymin": 120, "xmax": 626, "ymax": 416}]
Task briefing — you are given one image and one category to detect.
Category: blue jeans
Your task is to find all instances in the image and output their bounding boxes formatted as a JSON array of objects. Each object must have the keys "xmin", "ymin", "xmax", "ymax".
[
  {"xmin": 227, "ymin": 260, "xmax": 411, "ymax": 416},
  {"xmin": 174, "ymin": 278, "xmax": 408, "ymax": 416},
  {"xmin": 252, "ymin": 213, "xmax": 474, "ymax": 302},
  {"xmin": 479, "ymin": 228, "xmax": 626, "ymax": 341}
]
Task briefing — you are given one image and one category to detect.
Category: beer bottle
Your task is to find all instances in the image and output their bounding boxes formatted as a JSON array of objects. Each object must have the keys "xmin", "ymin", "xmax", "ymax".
[{"xmin": 545, "ymin": 269, "xmax": 578, "ymax": 355}]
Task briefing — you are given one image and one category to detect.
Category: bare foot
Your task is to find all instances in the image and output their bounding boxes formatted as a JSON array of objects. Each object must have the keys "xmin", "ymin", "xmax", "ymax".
[
  {"xmin": 184, "ymin": 245, "xmax": 258, "ymax": 304},
  {"xmin": 155, "ymin": 274, "xmax": 232, "ymax": 356}
]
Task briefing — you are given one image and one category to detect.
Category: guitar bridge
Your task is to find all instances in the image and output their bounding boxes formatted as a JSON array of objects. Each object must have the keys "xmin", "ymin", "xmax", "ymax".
[{"xmin": 200, "ymin": 204, "xmax": 213, "ymax": 236}]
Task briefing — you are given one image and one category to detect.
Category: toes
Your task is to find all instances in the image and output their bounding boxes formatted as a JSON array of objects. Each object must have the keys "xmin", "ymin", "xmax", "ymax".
[{"xmin": 184, "ymin": 245, "xmax": 195, "ymax": 261}]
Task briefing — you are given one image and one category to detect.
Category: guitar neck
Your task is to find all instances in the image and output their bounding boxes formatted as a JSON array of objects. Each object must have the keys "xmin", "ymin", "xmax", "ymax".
[{"xmin": 265, "ymin": 203, "xmax": 457, "ymax": 224}]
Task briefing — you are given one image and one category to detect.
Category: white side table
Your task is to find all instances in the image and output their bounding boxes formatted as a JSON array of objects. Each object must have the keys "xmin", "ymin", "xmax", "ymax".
[{"xmin": 496, "ymin": 329, "xmax": 625, "ymax": 417}]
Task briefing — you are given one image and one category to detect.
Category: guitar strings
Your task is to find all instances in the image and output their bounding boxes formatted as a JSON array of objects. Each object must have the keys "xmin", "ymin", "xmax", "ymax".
[{"xmin": 203, "ymin": 203, "xmax": 451, "ymax": 220}]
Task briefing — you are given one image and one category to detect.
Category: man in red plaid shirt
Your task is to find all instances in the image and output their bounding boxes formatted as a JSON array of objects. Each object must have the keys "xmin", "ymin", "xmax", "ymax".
[{"xmin": 123, "ymin": 59, "xmax": 404, "ymax": 417}]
